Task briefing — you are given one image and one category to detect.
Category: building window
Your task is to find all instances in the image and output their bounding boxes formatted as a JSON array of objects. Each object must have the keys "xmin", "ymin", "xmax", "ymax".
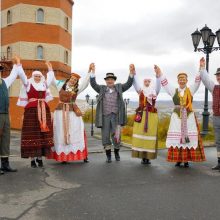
[
  {"xmin": 64, "ymin": 17, "xmax": 69, "ymax": 31},
  {"xmin": 37, "ymin": 46, "xmax": 44, "ymax": 60},
  {"xmin": 64, "ymin": 50, "xmax": 68, "ymax": 64},
  {"xmin": 7, "ymin": 46, "xmax": 12, "ymax": 60},
  {"xmin": 36, "ymin": 8, "xmax": 44, "ymax": 23},
  {"xmin": 7, "ymin": 10, "xmax": 12, "ymax": 24}
]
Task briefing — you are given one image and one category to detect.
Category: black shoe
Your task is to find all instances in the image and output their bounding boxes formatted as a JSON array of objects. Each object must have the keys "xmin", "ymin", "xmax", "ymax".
[
  {"xmin": 31, "ymin": 160, "xmax": 37, "ymax": 168},
  {"xmin": 175, "ymin": 162, "xmax": 181, "ymax": 167},
  {"xmin": 184, "ymin": 162, "xmax": 189, "ymax": 168},
  {"xmin": 1, "ymin": 157, "xmax": 17, "ymax": 172},
  {"xmin": 36, "ymin": 159, "xmax": 43, "ymax": 168},
  {"xmin": 61, "ymin": 161, "xmax": 68, "ymax": 164},
  {"xmin": 84, "ymin": 158, "xmax": 89, "ymax": 163},
  {"xmin": 106, "ymin": 150, "xmax": 112, "ymax": 163},
  {"xmin": 141, "ymin": 158, "xmax": 151, "ymax": 165},
  {"xmin": 0, "ymin": 169, "xmax": 4, "ymax": 175},
  {"xmin": 212, "ymin": 164, "xmax": 220, "ymax": 170},
  {"xmin": 114, "ymin": 149, "xmax": 120, "ymax": 161}
]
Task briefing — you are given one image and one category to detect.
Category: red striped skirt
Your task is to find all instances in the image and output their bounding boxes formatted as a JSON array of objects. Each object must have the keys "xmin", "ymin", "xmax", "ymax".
[
  {"xmin": 21, "ymin": 107, "xmax": 54, "ymax": 158},
  {"xmin": 167, "ymin": 115, "xmax": 206, "ymax": 163}
]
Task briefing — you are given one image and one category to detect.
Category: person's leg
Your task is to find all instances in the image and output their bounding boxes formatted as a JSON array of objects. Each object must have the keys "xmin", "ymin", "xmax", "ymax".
[
  {"xmin": 36, "ymin": 156, "xmax": 43, "ymax": 167},
  {"xmin": 1, "ymin": 114, "xmax": 17, "ymax": 172},
  {"xmin": 110, "ymin": 114, "xmax": 121, "ymax": 161},
  {"xmin": 212, "ymin": 116, "xmax": 220, "ymax": 170},
  {"xmin": 0, "ymin": 116, "xmax": 4, "ymax": 175},
  {"xmin": 31, "ymin": 157, "xmax": 37, "ymax": 168},
  {"xmin": 101, "ymin": 115, "xmax": 112, "ymax": 162}
]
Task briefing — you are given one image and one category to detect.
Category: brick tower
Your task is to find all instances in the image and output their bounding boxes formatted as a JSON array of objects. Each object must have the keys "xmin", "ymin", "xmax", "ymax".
[{"xmin": 0, "ymin": 0, "xmax": 74, "ymax": 129}]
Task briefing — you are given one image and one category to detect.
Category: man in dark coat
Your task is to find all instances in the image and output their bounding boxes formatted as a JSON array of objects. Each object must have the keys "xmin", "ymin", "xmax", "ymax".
[
  {"xmin": 0, "ymin": 56, "xmax": 20, "ymax": 175},
  {"xmin": 90, "ymin": 64, "xmax": 135, "ymax": 162}
]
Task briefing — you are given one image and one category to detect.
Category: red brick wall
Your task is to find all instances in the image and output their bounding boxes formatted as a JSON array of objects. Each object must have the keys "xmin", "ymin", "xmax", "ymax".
[{"xmin": 1, "ymin": 0, "xmax": 74, "ymax": 17}]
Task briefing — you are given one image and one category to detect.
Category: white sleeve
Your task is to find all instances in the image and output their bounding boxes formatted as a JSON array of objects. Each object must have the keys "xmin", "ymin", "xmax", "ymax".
[
  {"xmin": 155, "ymin": 77, "xmax": 161, "ymax": 95},
  {"xmin": 133, "ymin": 75, "xmax": 142, "ymax": 94},
  {"xmin": 189, "ymin": 74, "xmax": 202, "ymax": 95},
  {"xmin": 4, "ymin": 64, "xmax": 20, "ymax": 88},
  {"xmin": 46, "ymin": 70, "xmax": 55, "ymax": 87},
  {"xmin": 200, "ymin": 68, "xmax": 215, "ymax": 93},
  {"xmin": 78, "ymin": 72, "xmax": 91, "ymax": 94},
  {"xmin": 17, "ymin": 65, "xmax": 28, "ymax": 86},
  {"xmin": 159, "ymin": 74, "xmax": 175, "ymax": 97}
]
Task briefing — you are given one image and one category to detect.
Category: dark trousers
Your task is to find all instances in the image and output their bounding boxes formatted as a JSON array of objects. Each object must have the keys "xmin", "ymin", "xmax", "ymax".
[
  {"xmin": 0, "ymin": 113, "xmax": 10, "ymax": 157},
  {"xmin": 101, "ymin": 113, "xmax": 120, "ymax": 150}
]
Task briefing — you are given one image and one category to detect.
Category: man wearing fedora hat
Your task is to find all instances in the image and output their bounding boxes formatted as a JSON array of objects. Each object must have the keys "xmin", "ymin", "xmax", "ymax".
[
  {"xmin": 200, "ymin": 57, "xmax": 220, "ymax": 171},
  {"xmin": 90, "ymin": 64, "xmax": 135, "ymax": 162}
]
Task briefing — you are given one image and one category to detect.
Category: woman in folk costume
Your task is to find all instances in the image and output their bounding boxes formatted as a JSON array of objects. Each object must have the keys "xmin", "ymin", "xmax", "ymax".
[
  {"xmin": 154, "ymin": 63, "xmax": 206, "ymax": 168},
  {"xmin": 132, "ymin": 68, "xmax": 161, "ymax": 164},
  {"xmin": 17, "ymin": 59, "xmax": 54, "ymax": 168},
  {"xmin": 48, "ymin": 64, "xmax": 93, "ymax": 163}
]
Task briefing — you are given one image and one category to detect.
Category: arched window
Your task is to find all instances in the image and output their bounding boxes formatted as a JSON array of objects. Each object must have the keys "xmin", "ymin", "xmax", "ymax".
[
  {"xmin": 64, "ymin": 17, "xmax": 69, "ymax": 31},
  {"xmin": 37, "ymin": 46, "xmax": 44, "ymax": 60},
  {"xmin": 64, "ymin": 50, "xmax": 68, "ymax": 64},
  {"xmin": 7, "ymin": 46, "xmax": 12, "ymax": 60},
  {"xmin": 7, "ymin": 10, "xmax": 12, "ymax": 24},
  {"xmin": 36, "ymin": 8, "xmax": 44, "ymax": 23}
]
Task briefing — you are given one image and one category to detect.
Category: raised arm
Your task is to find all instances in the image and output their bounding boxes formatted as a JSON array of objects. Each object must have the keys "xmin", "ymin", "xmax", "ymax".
[
  {"xmin": 133, "ymin": 74, "xmax": 141, "ymax": 94},
  {"xmin": 4, "ymin": 64, "xmax": 20, "ymax": 89},
  {"xmin": 155, "ymin": 76, "xmax": 161, "ymax": 95},
  {"xmin": 78, "ymin": 64, "xmax": 93, "ymax": 94},
  {"xmin": 90, "ymin": 63, "xmax": 101, "ymax": 93},
  {"xmin": 121, "ymin": 64, "xmax": 135, "ymax": 92},
  {"xmin": 45, "ymin": 62, "xmax": 55, "ymax": 87},
  {"xmin": 154, "ymin": 65, "xmax": 175, "ymax": 97},
  {"xmin": 199, "ymin": 57, "xmax": 215, "ymax": 93},
  {"xmin": 189, "ymin": 74, "xmax": 201, "ymax": 95},
  {"xmin": 12, "ymin": 55, "xmax": 28, "ymax": 86}
]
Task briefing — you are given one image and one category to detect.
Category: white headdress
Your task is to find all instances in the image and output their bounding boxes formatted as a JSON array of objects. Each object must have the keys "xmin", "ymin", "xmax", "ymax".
[{"xmin": 142, "ymin": 78, "xmax": 157, "ymax": 105}]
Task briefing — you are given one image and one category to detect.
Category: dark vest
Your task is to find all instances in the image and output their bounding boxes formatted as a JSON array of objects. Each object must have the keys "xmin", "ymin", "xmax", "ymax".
[
  {"xmin": 213, "ymin": 85, "xmax": 220, "ymax": 116},
  {"xmin": 0, "ymin": 79, "xmax": 9, "ymax": 113},
  {"xmin": 103, "ymin": 88, "xmax": 118, "ymax": 116}
]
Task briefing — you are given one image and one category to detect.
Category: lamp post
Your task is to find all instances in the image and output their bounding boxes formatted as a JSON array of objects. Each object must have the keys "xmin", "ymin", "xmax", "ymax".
[
  {"xmin": 124, "ymin": 98, "xmax": 130, "ymax": 117},
  {"xmin": 191, "ymin": 24, "xmax": 220, "ymax": 135},
  {"xmin": 86, "ymin": 94, "xmax": 98, "ymax": 136}
]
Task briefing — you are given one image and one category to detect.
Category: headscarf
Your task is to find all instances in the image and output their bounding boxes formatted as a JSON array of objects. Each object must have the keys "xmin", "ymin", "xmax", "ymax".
[
  {"xmin": 17, "ymin": 71, "xmax": 53, "ymax": 106},
  {"xmin": 142, "ymin": 78, "xmax": 157, "ymax": 105}
]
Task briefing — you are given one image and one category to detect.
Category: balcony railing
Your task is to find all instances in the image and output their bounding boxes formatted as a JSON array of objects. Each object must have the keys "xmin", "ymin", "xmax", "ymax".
[{"xmin": 1, "ymin": 52, "xmax": 13, "ymax": 61}]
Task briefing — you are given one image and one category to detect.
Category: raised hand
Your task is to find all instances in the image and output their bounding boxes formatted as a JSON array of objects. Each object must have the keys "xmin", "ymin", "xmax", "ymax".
[
  {"xmin": 89, "ymin": 63, "xmax": 95, "ymax": 73},
  {"xmin": 13, "ymin": 55, "xmax": 21, "ymax": 65},
  {"xmin": 200, "ymin": 57, "xmax": 205, "ymax": 69},
  {"xmin": 129, "ymin": 64, "xmax": 136, "ymax": 75},
  {"xmin": 154, "ymin": 65, "xmax": 162, "ymax": 78},
  {"xmin": 45, "ymin": 61, "xmax": 53, "ymax": 71}
]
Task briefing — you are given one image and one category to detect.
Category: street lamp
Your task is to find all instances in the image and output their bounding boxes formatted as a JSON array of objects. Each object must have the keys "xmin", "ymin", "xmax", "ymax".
[
  {"xmin": 85, "ymin": 94, "xmax": 98, "ymax": 136},
  {"xmin": 124, "ymin": 98, "xmax": 130, "ymax": 117},
  {"xmin": 191, "ymin": 24, "xmax": 220, "ymax": 135}
]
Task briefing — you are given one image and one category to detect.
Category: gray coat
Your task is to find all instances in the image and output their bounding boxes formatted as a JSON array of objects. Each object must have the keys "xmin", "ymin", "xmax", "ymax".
[{"xmin": 90, "ymin": 75, "xmax": 134, "ymax": 128}]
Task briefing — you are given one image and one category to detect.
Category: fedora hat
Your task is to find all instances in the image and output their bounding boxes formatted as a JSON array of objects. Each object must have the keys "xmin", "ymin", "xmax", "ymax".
[
  {"xmin": 104, "ymin": 73, "xmax": 117, "ymax": 80},
  {"xmin": 214, "ymin": 68, "xmax": 220, "ymax": 75}
]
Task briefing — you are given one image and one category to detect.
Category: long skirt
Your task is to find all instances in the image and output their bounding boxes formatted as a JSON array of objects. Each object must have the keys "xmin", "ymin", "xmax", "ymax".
[
  {"xmin": 167, "ymin": 113, "xmax": 206, "ymax": 162},
  {"xmin": 21, "ymin": 107, "xmax": 54, "ymax": 158},
  {"xmin": 48, "ymin": 110, "xmax": 88, "ymax": 162},
  {"xmin": 132, "ymin": 112, "xmax": 158, "ymax": 160}
]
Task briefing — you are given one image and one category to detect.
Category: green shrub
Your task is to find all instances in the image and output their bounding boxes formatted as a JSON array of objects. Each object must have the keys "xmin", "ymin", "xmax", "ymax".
[{"xmin": 83, "ymin": 109, "xmax": 96, "ymax": 123}]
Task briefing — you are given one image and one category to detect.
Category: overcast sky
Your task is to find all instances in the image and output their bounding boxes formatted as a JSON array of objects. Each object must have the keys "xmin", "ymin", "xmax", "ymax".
[{"xmin": 71, "ymin": 0, "xmax": 220, "ymax": 101}]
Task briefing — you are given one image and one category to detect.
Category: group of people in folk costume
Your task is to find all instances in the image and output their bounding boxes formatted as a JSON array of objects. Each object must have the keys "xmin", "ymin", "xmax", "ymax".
[{"xmin": 0, "ymin": 56, "xmax": 220, "ymax": 175}]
